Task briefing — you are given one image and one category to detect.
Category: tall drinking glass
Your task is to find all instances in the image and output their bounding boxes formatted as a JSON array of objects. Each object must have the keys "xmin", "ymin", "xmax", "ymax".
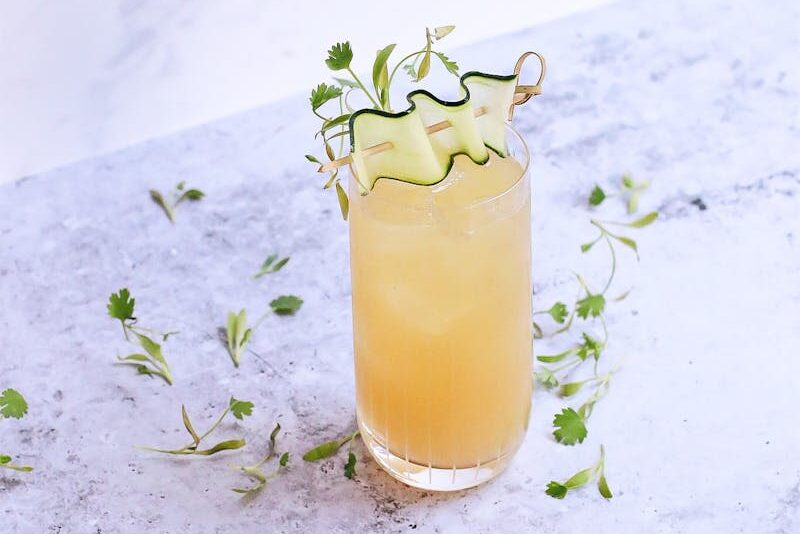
[{"xmin": 349, "ymin": 125, "xmax": 532, "ymax": 491}]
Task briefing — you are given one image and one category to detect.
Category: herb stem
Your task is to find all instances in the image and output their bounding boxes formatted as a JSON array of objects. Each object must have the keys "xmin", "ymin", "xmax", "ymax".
[
  {"xmin": 388, "ymin": 50, "xmax": 426, "ymax": 88},
  {"xmin": 346, "ymin": 67, "xmax": 381, "ymax": 109},
  {"xmin": 600, "ymin": 232, "xmax": 617, "ymax": 294},
  {"xmin": 199, "ymin": 405, "xmax": 231, "ymax": 442},
  {"xmin": 312, "ymin": 109, "xmax": 331, "ymax": 122}
]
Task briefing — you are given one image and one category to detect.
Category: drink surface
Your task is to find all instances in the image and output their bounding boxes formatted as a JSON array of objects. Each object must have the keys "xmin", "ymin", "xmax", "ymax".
[{"xmin": 349, "ymin": 152, "xmax": 532, "ymax": 470}]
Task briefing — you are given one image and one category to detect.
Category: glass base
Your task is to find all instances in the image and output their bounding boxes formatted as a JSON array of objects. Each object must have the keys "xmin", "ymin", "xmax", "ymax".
[{"xmin": 358, "ymin": 420, "xmax": 515, "ymax": 491}]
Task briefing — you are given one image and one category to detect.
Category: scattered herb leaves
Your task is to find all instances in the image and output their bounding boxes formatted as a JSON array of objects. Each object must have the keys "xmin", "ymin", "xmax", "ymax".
[
  {"xmin": 139, "ymin": 397, "xmax": 250, "ymax": 456},
  {"xmin": 150, "ymin": 181, "xmax": 204, "ymax": 223},
  {"xmin": 108, "ymin": 289, "xmax": 175, "ymax": 384},
  {"xmin": 546, "ymin": 446, "xmax": 612, "ymax": 499}
]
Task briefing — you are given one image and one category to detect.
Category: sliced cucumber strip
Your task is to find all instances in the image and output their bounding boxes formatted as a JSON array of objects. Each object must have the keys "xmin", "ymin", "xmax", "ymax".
[{"xmin": 349, "ymin": 72, "xmax": 518, "ymax": 192}]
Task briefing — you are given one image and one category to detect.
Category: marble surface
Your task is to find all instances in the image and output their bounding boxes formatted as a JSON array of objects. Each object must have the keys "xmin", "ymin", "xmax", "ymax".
[
  {"xmin": 0, "ymin": 0, "xmax": 611, "ymax": 185},
  {"xmin": 1, "ymin": 0, "xmax": 799, "ymax": 532}
]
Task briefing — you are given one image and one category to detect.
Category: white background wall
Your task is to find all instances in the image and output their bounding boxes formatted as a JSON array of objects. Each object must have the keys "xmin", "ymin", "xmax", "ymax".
[{"xmin": 0, "ymin": 0, "xmax": 613, "ymax": 184}]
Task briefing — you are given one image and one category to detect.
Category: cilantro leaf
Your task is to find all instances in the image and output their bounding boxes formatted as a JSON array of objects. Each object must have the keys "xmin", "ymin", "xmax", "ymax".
[
  {"xmin": 254, "ymin": 254, "xmax": 290, "ymax": 279},
  {"xmin": 372, "ymin": 44, "xmax": 396, "ymax": 109},
  {"xmin": 589, "ymin": 185, "xmax": 606, "ymax": 206},
  {"xmin": 344, "ymin": 451, "xmax": 357, "ymax": 479},
  {"xmin": 434, "ymin": 52, "xmax": 459, "ymax": 76},
  {"xmin": 325, "ymin": 42, "xmax": 353, "ymax": 71},
  {"xmin": 625, "ymin": 211, "xmax": 658, "ymax": 228},
  {"xmin": 536, "ymin": 367, "xmax": 559, "ymax": 389},
  {"xmin": 335, "ymin": 181, "xmax": 349, "ymax": 220},
  {"xmin": 547, "ymin": 302, "xmax": 568, "ymax": 324},
  {"xmin": 107, "ymin": 288, "xmax": 135, "ymax": 323},
  {"xmin": 564, "ymin": 467, "xmax": 595, "ymax": 488},
  {"xmin": 553, "ymin": 407, "xmax": 587, "ymax": 445},
  {"xmin": 302, "ymin": 439, "xmax": 342, "ymax": 461},
  {"xmin": 576, "ymin": 332, "xmax": 603, "ymax": 361},
  {"xmin": 310, "ymin": 83, "xmax": 343, "ymax": 110},
  {"xmin": 230, "ymin": 397, "xmax": 254, "ymax": 420},
  {"xmin": 0, "ymin": 389, "xmax": 28, "ymax": 419},
  {"xmin": 598, "ymin": 474, "xmax": 613, "ymax": 499},
  {"xmin": 270, "ymin": 295, "xmax": 304, "ymax": 315},
  {"xmin": 576, "ymin": 293, "xmax": 606, "ymax": 319},
  {"xmin": 433, "ymin": 25, "xmax": 455, "ymax": 40},
  {"xmin": 621, "ymin": 174, "xmax": 634, "ymax": 188},
  {"xmin": 279, "ymin": 452, "xmax": 290, "ymax": 467},
  {"xmin": 545, "ymin": 481, "xmax": 568, "ymax": 499}
]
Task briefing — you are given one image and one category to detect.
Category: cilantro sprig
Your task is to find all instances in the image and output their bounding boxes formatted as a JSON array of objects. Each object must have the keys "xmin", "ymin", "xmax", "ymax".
[
  {"xmin": 224, "ymin": 295, "xmax": 302, "ymax": 367},
  {"xmin": 303, "ymin": 430, "xmax": 360, "ymax": 480},
  {"xmin": 138, "ymin": 397, "xmax": 252, "ymax": 456},
  {"xmin": 150, "ymin": 181, "xmax": 204, "ymax": 223},
  {"xmin": 253, "ymin": 254, "xmax": 289, "ymax": 279},
  {"xmin": 546, "ymin": 445, "xmax": 612, "ymax": 500},
  {"xmin": 232, "ymin": 423, "xmax": 290, "ymax": 495},
  {"xmin": 534, "ymin": 178, "xmax": 656, "ymax": 497},
  {"xmin": 0, "ymin": 388, "xmax": 33, "ymax": 473},
  {"xmin": 108, "ymin": 288, "xmax": 176, "ymax": 384},
  {"xmin": 307, "ymin": 26, "xmax": 459, "ymax": 219}
]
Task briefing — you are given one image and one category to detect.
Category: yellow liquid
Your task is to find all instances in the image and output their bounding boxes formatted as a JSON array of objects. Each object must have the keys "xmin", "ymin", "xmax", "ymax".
[{"xmin": 349, "ymin": 152, "xmax": 532, "ymax": 471}]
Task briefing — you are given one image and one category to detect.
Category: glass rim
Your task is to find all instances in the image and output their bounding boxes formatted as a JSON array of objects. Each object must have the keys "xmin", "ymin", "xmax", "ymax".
[{"xmin": 348, "ymin": 124, "xmax": 530, "ymax": 212}]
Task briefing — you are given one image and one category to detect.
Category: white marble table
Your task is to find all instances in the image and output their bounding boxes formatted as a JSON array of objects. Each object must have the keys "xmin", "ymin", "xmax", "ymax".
[{"xmin": 1, "ymin": 0, "xmax": 799, "ymax": 532}]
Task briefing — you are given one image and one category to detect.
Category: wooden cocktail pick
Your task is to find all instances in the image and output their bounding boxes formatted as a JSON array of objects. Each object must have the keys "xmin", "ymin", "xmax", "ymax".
[{"xmin": 318, "ymin": 51, "xmax": 546, "ymax": 173}]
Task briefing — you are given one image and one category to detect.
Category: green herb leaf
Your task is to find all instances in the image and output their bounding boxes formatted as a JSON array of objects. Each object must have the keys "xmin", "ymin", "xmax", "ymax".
[
  {"xmin": 149, "ymin": 189, "xmax": 176, "ymax": 223},
  {"xmin": 108, "ymin": 288, "xmax": 135, "ymax": 323},
  {"xmin": 536, "ymin": 348, "xmax": 574, "ymax": 363},
  {"xmin": 403, "ymin": 63, "xmax": 418, "ymax": 79},
  {"xmin": 305, "ymin": 154, "xmax": 321, "ymax": 164},
  {"xmin": 181, "ymin": 405, "xmax": 201, "ymax": 446},
  {"xmin": 344, "ymin": 451, "xmax": 357, "ymax": 479},
  {"xmin": 279, "ymin": 452, "xmax": 289, "ymax": 467},
  {"xmin": 372, "ymin": 44, "xmax": 396, "ymax": 109},
  {"xmin": 564, "ymin": 467, "xmax": 595, "ymax": 489},
  {"xmin": 310, "ymin": 83, "xmax": 343, "ymax": 110},
  {"xmin": 270, "ymin": 295, "xmax": 303, "ymax": 315},
  {"xmin": 303, "ymin": 439, "xmax": 342, "ymax": 462},
  {"xmin": 254, "ymin": 254, "xmax": 290, "ymax": 278},
  {"xmin": 335, "ymin": 181, "xmax": 349, "ymax": 220},
  {"xmin": 177, "ymin": 189, "xmax": 205, "ymax": 203},
  {"xmin": 576, "ymin": 293, "xmax": 606, "ymax": 319},
  {"xmin": 225, "ymin": 309, "xmax": 251, "ymax": 367},
  {"xmin": 589, "ymin": 185, "xmax": 606, "ymax": 206},
  {"xmin": 621, "ymin": 173, "xmax": 634, "ymax": 189},
  {"xmin": 553, "ymin": 407, "xmax": 587, "ymax": 445},
  {"xmin": 598, "ymin": 474, "xmax": 613, "ymax": 499},
  {"xmin": 325, "ymin": 42, "xmax": 353, "ymax": 71},
  {"xmin": 545, "ymin": 481, "xmax": 568, "ymax": 499},
  {"xmin": 536, "ymin": 367, "xmax": 559, "ymax": 389},
  {"xmin": 560, "ymin": 381, "xmax": 585, "ymax": 398},
  {"xmin": 230, "ymin": 397, "xmax": 254, "ymax": 420},
  {"xmin": 321, "ymin": 113, "xmax": 352, "ymax": 132},
  {"xmin": 433, "ymin": 25, "xmax": 455, "ymax": 40},
  {"xmin": 434, "ymin": 51, "xmax": 459, "ymax": 75},
  {"xmin": 0, "ymin": 389, "xmax": 28, "ymax": 419},
  {"xmin": 417, "ymin": 46, "xmax": 431, "ymax": 81},
  {"xmin": 576, "ymin": 332, "xmax": 603, "ymax": 361},
  {"xmin": 194, "ymin": 438, "xmax": 247, "ymax": 456},
  {"xmin": 613, "ymin": 235, "xmax": 638, "ymax": 258},
  {"xmin": 547, "ymin": 302, "xmax": 569, "ymax": 324},
  {"xmin": 624, "ymin": 211, "xmax": 658, "ymax": 228}
]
